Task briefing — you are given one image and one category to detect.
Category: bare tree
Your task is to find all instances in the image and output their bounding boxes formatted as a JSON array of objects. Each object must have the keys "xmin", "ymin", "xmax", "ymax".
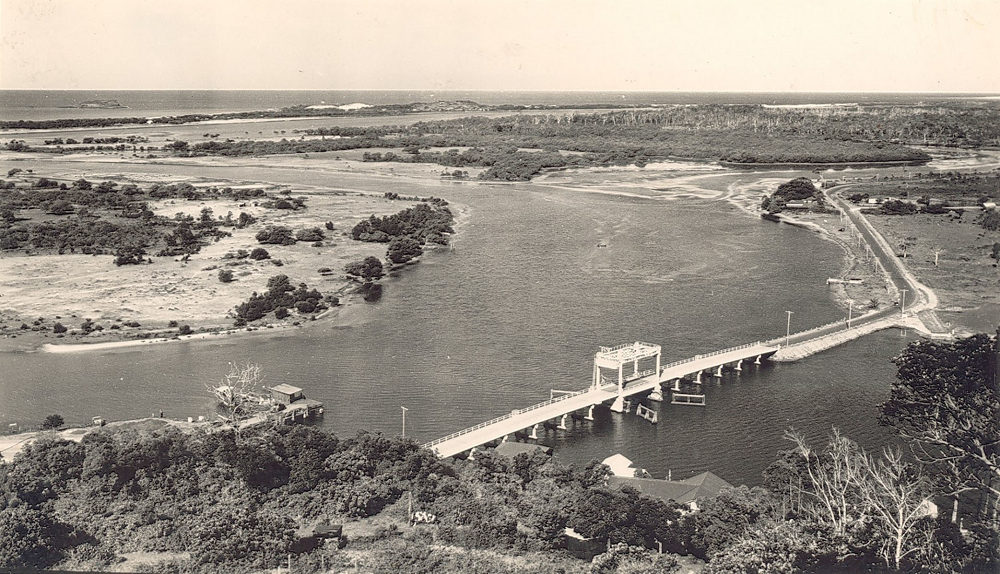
[
  {"xmin": 859, "ymin": 447, "xmax": 935, "ymax": 570},
  {"xmin": 209, "ymin": 362, "xmax": 271, "ymax": 440},
  {"xmin": 785, "ymin": 428, "xmax": 866, "ymax": 535}
]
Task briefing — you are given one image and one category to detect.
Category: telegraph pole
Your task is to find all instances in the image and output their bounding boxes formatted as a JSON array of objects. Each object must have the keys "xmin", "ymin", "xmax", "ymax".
[
  {"xmin": 401, "ymin": 406, "xmax": 408, "ymax": 438},
  {"xmin": 785, "ymin": 311, "xmax": 794, "ymax": 347}
]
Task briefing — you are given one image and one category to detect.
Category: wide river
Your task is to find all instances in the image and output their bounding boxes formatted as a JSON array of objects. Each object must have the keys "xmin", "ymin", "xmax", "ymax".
[{"xmin": 1, "ymin": 158, "xmax": 932, "ymax": 485}]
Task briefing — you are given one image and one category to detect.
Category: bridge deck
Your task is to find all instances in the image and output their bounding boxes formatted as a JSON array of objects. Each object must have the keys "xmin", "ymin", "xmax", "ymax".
[{"xmin": 425, "ymin": 342, "xmax": 777, "ymax": 458}]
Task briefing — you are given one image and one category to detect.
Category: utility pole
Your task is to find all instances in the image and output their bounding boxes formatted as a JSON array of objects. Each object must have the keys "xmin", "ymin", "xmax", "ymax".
[
  {"xmin": 935, "ymin": 250, "xmax": 940, "ymax": 266},
  {"xmin": 900, "ymin": 289, "xmax": 908, "ymax": 316},
  {"xmin": 785, "ymin": 311, "xmax": 794, "ymax": 347},
  {"xmin": 401, "ymin": 406, "xmax": 408, "ymax": 438},
  {"xmin": 847, "ymin": 300, "xmax": 854, "ymax": 328}
]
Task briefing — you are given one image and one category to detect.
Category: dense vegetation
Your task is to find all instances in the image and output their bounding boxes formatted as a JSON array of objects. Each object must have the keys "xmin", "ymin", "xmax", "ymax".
[
  {"xmin": 1, "ymin": 331, "xmax": 997, "ymax": 572},
  {"xmin": 0, "ymin": 176, "xmax": 283, "ymax": 257},
  {"xmin": 351, "ymin": 201, "xmax": 454, "ymax": 248},
  {"xmin": 760, "ymin": 177, "xmax": 827, "ymax": 214},
  {"xmin": 232, "ymin": 274, "xmax": 329, "ymax": 325}
]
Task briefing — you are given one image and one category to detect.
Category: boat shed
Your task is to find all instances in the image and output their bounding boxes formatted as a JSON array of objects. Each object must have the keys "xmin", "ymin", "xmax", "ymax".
[{"xmin": 270, "ymin": 384, "xmax": 305, "ymax": 405}]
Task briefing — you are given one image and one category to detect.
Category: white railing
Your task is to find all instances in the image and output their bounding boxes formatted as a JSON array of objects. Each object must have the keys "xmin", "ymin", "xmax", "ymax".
[
  {"xmin": 423, "ymin": 388, "xmax": 590, "ymax": 449},
  {"xmin": 658, "ymin": 341, "xmax": 773, "ymax": 375}
]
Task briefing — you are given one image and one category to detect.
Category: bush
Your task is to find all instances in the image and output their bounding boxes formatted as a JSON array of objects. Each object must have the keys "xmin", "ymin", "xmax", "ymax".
[
  {"xmin": 274, "ymin": 307, "xmax": 289, "ymax": 320},
  {"xmin": 40, "ymin": 414, "xmax": 64, "ymax": 430},
  {"xmin": 52, "ymin": 323, "xmax": 67, "ymax": 334},
  {"xmin": 295, "ymin": 227, "xmax": 325, "ymax": 242},
  {"xmin": 255, "ymin": 226, "xmax": 296, "ymax": 245},
  {"xmin": 249, "ymin": 247, "xmax": 270, "ymax": 260},
  {"xmin": 345, "ymin": 256, "xmax": 384, "ymax": 281},
  {"xmin": 218, "ymin": 269, "xmax": 234, "ymax": 283},
  {"xmin": 178, "ymin": 325, "xmax": 193, "ymax": 336},
  {"xmin": 386, "ymin": 237, "xmax": 423, "ymax": 264}
]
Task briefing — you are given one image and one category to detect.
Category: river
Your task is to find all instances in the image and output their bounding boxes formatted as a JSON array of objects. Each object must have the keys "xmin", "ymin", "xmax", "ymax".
[{"xmin": 0, "ymin": 158, "xmax": 924, "ymax": 486}]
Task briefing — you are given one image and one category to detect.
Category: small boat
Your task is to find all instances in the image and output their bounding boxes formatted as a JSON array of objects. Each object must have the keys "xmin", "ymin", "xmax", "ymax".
[{"xmin": 597, "ymin": 242, "xmax": 608, "ymax": 248}]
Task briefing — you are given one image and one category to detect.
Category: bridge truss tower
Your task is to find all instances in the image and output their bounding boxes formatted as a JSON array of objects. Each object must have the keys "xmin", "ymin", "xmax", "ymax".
[{"xmin": 592, "ymin": 342, "xmax": 662, "ymax": 393}]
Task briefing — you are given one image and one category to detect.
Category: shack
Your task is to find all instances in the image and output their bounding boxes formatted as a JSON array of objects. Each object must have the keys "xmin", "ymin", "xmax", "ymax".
[
  {"xmin": 268, "ymin": 384, "xmax": 324, "ymax": 422},
  {"xmin": 270, "ymin": 384, "xmax": 305, "ymax": 405}
]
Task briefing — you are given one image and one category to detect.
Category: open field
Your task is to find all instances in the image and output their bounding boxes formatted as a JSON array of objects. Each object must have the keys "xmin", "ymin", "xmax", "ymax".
[{"xmin": 866, "ymin": 211, "xmax": 1000, "ymax": 333}]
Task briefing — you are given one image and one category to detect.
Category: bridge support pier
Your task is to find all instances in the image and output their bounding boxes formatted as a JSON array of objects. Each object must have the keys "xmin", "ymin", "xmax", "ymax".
[
  {"xmin": 648, "ymin": 384, "xmax": 664, "ymax": 402},
  {"xmin": 714, "ymin": 365, "xmax": 723, "ymax": 378},
  {"xmin": 468, "ymin": 447, "xmax": 477, "ymax": 460},
  {"xmin": 610, "ymin": 395, "xmax": 626, "ymax": 413},
  {"xmin": 735, "ymin": 359, "xmax": 743, "ymax": 372},
  {"xmin": 501, "ymin": 434, "xmax": 509, "ymax": 443},
  {"xmin": 695, "ymin": 370, "xmax": 703, "ymax": 384},
  {"xmin": 754, "ymin": 354, "xmax": 762, "ymax": 365},
  {"xmin": 671, "ymin": 378, "xmax": 681, "ymax": 391},
  {"xmin": 558, "ymin": 414, "xmax": 568, "ymax": 430},
  {"xmin": 585, "ymin": 405, "xmax": 595, "ymax": 421},
  {"xmin": 529, "ymin": 424, "xmax": 539, "ymax": 440}
]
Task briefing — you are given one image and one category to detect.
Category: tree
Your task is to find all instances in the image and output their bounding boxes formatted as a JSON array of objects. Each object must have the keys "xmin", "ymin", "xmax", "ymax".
[
  {"xmin": 41, "ymin": 414, "xmax": 64, "ymax": 430},
  {"xmin": 386, "ymin": 237, "xmax": 423, "ymax": 264},
  {"xmin": 858, "ymin": 447, "xmax": 935, "ymax": 570},
  {"xmin": 295, "ymin": 227, "xmax": 325, "ymax": 242},
  {"xmin": 880, "ymin": 332, "xmax": 1000, "ymax": 520},
  {"xmin": 210, "ymin": 362, "xmax": 269, "ymax": 440},
  {"xmin": 345, "ymin": 256, "xmax": 384, "ymax": 281},
  {"xmin": 784, "ymin": 428, "xmax": 865, "ymax": 535}
]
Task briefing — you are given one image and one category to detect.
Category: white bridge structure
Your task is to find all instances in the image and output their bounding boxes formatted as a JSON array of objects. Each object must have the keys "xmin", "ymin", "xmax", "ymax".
[{"xmin": 424, "ymin": 340, "xmax": 778, "ymax": 458}]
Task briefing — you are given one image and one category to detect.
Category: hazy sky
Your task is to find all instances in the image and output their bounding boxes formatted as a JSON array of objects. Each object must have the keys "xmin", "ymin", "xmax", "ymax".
[{"xmin": 2, "ymin": 0, "xmax": 998, "ymax": 92}]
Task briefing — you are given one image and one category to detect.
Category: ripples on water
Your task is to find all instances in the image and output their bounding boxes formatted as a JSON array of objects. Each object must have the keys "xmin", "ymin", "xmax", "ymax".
[{"xmin": 0, "ymin": 167, "xmax": 913, "ymax": 486}]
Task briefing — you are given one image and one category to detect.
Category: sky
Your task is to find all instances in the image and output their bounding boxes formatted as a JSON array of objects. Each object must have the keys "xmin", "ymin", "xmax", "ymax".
[{"xmin": 1, "ymin": 0, "xmax": 998, "ymax": 92}]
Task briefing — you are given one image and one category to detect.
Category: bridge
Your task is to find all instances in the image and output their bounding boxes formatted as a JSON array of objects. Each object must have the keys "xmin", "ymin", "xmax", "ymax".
[{"xmin": 424, "ymin": 340, "xmax": 778, "ymax": 458}]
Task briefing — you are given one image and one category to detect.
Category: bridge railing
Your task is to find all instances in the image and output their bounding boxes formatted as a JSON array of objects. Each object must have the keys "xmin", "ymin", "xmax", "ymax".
[
  {"xmin": 423, "ymin": 388, "xmax": 590, "ymax": 449},
  {"xmin": 764, "ymin": 318, "xmax": 859, "ymax": 348}
]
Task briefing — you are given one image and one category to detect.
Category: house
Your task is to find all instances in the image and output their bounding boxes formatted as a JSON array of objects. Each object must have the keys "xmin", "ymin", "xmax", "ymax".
[{"xmin": 607, "ymin": 471, "xmax": 733, "ymax": 512}]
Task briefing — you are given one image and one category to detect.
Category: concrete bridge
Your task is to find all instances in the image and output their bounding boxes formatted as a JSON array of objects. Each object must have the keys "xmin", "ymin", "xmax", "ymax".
[{"xmin": 424, "ymin": 340, "xmax": 778, "ymax": 458}]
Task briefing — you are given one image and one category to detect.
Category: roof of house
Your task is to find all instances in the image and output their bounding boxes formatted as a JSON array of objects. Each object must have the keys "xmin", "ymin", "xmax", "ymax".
[
  {"xmin": 608, "ymin": 471, "xmax": 733, "ymax": 504},
  {"xmin": 602, "ymin": 453, "xmax": 637, "ymax": 477},
  {"xmin": 493, "ymin": 441, "xmax": 552, "ymax": 458},
  {"xmin": 270, "ymin": 384, "xmax": 302, "ymax": 395}
]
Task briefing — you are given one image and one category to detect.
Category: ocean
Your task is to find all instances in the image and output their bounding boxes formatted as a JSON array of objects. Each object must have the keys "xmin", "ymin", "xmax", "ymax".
[{"xmin": 1, "ymin": 90, "xmax": 994, "ymax": 122}]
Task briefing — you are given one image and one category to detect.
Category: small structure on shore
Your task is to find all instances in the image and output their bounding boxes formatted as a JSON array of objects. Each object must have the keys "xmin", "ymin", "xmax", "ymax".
[{"xmin": 269, "ymin": 384, "xmax": 324, "ymax": 422}]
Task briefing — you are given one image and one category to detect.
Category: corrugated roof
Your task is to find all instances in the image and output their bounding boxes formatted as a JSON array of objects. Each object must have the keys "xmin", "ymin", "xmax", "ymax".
[
  {"xmin": 608, "ymin": 471, "xmax": 733, "ymax": 504},
  {"xmin": 271, "ymin": 384, "xmax": 302, "ymax": 394}
]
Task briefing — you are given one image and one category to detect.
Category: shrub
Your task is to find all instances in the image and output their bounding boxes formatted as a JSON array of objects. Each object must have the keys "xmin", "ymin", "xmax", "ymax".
[
  {"xmin": 178, "ymin": 325, "xmax": 193, "ymax": 336},
  {"xmin": 249, "ymin": 247, "xmax": 270, "ymax": 260},
  {"xmin": 255, "ymin": 226, "xmax": 296, "ymax": 245},
  {"xmin": 345, "ymin": 256, "xmax": 384, "ymax": 281},
  {"xmin": 218, "ymin": 269, "xmax": 234, "ymax": 283},
  {"xmin": 386, "ymin": 237, "xmax": 423, "ymax": 264},
  {"xmin": 40, "ymin": 414, "xmax": 64, "ymax": 430},
  {"xmin": 274, "ymin": 307, "xmax": 289, "ymax": 320},
  {"xmin": 296, "ymin": 227, "xmax": 325, "ymax": 242},
  {"xmin": 52, "ymin": 323, "xmax": 67, "ymax": 334}
]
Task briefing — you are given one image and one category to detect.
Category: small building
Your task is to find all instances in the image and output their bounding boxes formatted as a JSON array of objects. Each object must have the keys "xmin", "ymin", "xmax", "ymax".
[
  {"xmin": 983, "ymin": 202, "xmax": 997, "ymax": 209},
  {"xmin": 608, "ymin": 471, "xmax": 733, "ymax": 512},
  {"xmin": 270, "ymin": 384, "xmax": 305, "ymax": 405}
]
